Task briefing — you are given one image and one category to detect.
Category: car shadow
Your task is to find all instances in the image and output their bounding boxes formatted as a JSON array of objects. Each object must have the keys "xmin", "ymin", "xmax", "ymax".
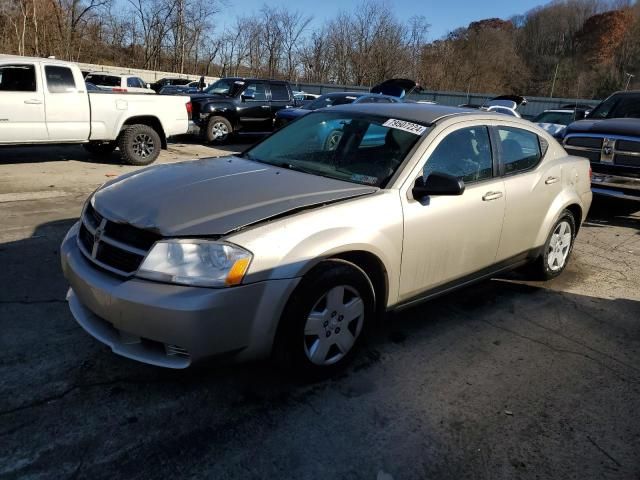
[
  {"xmin": 2, "ymin": 215, "xmax": 640, "ymax": 479},
  {"xmin": 586, "ymin": 195, "xmax": 639, "ymax": 230}
]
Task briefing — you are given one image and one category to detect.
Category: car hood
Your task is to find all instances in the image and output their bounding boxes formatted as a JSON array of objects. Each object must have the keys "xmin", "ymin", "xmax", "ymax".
[
  {"xmin": 370, "ymin": 78, "xmax": 419, "ymax": 97},
  {"xmin": 565, "ymin": 118, "xmax": 640, "ymax": 137},
  {"xmin": 92, "ymin": 157, "xmax": 378, "ymax": 237}
]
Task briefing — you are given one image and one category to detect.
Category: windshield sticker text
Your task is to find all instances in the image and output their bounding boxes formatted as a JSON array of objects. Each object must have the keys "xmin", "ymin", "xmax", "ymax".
[{"xmin": 382, "ymin": 119, "xmax": 427, "ymax": 136}]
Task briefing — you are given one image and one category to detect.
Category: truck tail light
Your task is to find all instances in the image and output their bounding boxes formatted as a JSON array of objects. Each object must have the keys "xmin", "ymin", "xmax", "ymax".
[
  {"xmin": 112, "ymin": 87, "xmax": 128, "ymax": 92},
  {"xmin": 186, "ymin": 101, "xmax": 192, "ymax": 120}
]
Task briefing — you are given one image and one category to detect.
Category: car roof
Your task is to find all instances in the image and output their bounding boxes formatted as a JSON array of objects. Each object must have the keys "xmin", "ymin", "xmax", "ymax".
[
  {"xmin": 323, "ymin": 103, "xmax": 480, "ymax": 125},
  {"xmin": 0, "ymin": 54, "xmax": 77, "ymax": 66}
]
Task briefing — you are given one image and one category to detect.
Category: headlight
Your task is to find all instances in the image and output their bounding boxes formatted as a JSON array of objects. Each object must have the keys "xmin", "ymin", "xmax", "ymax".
[{"xmin": 137, "ymin": 240, "xmax": 252, "ymax": 288}]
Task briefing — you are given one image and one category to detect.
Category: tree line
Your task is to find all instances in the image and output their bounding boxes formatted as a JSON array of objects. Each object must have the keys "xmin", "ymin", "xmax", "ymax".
[{"xmin": 0, "ymin": 0, "xmax": 639, "ymax": 98}]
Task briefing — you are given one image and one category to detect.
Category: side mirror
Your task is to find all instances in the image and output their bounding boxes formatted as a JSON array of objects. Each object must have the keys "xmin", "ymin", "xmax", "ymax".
[
  {"xmin": 146, "ymin": 83, "xmax": 151, "ymax": 89},
  {"xmin": 412, "ymin": 172, "xmax": 465, "ymax": 199},
  {"xmin": 241, "ymin": 93, "xmax": 255, "ymax": 101}
]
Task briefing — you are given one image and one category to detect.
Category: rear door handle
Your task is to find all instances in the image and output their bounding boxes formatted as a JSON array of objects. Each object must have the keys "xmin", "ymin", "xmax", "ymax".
[
  {"xmin": 24, "ymin": 99, "xmax": 42, "ymax": 105},
  {"xmin": 482, "ymin": 191, "xmax": 503, "ymax": 201},
  {"xmin": 545, "ymin": 176, "xmax": 559, "ymax": 185}
]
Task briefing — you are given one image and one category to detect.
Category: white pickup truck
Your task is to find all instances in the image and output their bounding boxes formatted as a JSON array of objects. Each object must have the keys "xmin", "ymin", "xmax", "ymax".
[{"xmin": 0, "ymin": 55, "xmax": 191, "ymax": 165}]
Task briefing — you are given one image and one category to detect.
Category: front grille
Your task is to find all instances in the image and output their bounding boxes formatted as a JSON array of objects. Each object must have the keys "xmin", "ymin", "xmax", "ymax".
[
  {"xmin": 616, "ymin": 140, "xmax": 640, "ymax": 153},
  {"xmin": 614, "ymin": 154, "xmax": 640, "ymax": 167},
  {"xmin": 96, "ymin": 242, "xmax": 145, "ymax": 274},
  {"xmin": 565, "ymin": 137, "xmax": 603, "ymax": 149},
  {"xmin": 565, "ymin": 147, "xmax": 601, "ymax": 163},
  {"xmin": 77, "ymin": 204, "xmax": 161, "ymax": 277}
]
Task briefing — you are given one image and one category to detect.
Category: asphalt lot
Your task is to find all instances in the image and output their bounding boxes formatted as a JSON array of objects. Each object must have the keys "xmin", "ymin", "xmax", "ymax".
[{"xmin": 1, "ymin": 141, "xmax": 639, "ymax": 480}]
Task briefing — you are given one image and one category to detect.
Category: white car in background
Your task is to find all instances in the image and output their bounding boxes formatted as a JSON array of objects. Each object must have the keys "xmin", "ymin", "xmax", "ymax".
[
  {"xmin": 533, "ymin": 108, "xmax": 590, "ymax": 139},
  {"xmin": 84, "ymin": 72, "xmax": 155, "ymax": 94}
]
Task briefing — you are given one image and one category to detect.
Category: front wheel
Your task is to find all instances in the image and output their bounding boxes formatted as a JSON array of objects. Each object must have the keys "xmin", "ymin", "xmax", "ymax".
[
  {"xmin": 117, "ymin": 124, "xmax": 161, "ymax": 166},
  {"xmin": 275, "ymin": 260, "xmax": 374, "ymax": 379},
  {"xmin": 531, "ymin": 210, "xmax": 576, "ymax": 280}
]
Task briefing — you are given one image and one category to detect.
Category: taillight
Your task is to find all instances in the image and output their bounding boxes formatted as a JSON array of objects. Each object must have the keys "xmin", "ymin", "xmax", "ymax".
[
  {"xmin": 589, "ymin": 166, "xmax": 592, "ymax": 179},
  {"xmin": 186, "ymin": 101, "xmax": 192, "ymax": 120}
]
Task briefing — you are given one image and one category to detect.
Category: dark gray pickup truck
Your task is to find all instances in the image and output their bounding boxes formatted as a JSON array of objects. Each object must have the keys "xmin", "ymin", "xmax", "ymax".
[{"xmin": 563, "ymin": 91, "xmax": 640, "ymax": 201}]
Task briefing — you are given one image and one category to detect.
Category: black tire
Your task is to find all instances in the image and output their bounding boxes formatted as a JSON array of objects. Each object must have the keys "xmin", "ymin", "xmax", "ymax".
[
  {"xmin": 324, "ymin": 129, "xmax": 343, "ymax": 151},
  {"xmin": 530, "ymin": 210, "xmax": 576, "ymax": 280},
  {"xmin": 117, "ymin": 124, "xmax": 161, "ymax": 166},
  {"xmin": 205, "ymin": 116, "xmax": 233, "ymax": 144},
  {"xmin": 83, "ymin": 141, "xmax": 116, "ymax": 157},
  {"xmin": 274, "ymin": 260, "xmax": 375, "ymax": 379}
]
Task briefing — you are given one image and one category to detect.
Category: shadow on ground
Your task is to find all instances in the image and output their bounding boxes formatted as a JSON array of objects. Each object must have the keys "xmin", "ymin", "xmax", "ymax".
[{"xmin": 1, "ymin": 199, "xmax": 639, "ymax": 479}]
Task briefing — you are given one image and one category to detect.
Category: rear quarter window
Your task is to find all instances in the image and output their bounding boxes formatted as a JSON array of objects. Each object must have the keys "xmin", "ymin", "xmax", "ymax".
[
  {"xmin": 497, "ymin": 127, "xmax": 542, "ymax": 174},
  {"xmin": 45, "ymin": 66, "xmax": 76, "ymax": 93}
]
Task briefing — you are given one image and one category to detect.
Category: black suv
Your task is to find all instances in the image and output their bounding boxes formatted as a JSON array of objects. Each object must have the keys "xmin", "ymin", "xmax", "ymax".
[
  {"xmin": 563, "ymin": 91, "xmax": 640, "ymax": 201},
  {"xmin": 188, "ymin": 78, "xmax": 295, "ymax": 144}
]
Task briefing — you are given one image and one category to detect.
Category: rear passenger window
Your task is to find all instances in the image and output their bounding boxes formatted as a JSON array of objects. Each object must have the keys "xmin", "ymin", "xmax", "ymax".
[
  {"xmin": 0, "ymin": 64, "xmax": 36, "ymax": 92},
  {"xmin": 270, "ymin": 84, "xmax": 290, "ymax": 101},
  {"xmin": 45, "ymin": 66, "xmax": 76, "ymax": 93},
  {"xmin": 423, "ymin": 126, "xmax": 493, "ymax": 183},
  {"xmin": 127, "ymin": 77, "xmax": 144, "ymax": 88},
  {"xmin": 497, "ymin": 127, "xmax": 542, "ymax": 174},
  {"xmin": 244, "ymin": 83, "xmax": 267, "ymax": 101}
]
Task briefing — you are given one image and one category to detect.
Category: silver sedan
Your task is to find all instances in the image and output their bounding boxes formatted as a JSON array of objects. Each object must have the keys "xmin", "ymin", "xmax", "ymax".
[{"xmin": 61, "ymin": 103, "xmax": 592, "ymax": 376}]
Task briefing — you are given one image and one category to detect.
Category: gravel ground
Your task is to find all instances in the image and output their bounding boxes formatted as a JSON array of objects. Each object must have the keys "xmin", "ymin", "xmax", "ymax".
[{"xmin": 1, "ymin": 141, "xmax": 639, "ymax": 480}]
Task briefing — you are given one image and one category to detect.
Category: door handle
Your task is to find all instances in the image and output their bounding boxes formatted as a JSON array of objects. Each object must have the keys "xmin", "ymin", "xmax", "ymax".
[
  {"xmin": 261, "ymin": 105, "xmax": 270, "ymax": 109},
  {"xmin": 24, "ymin": 99, "xmax": 42, "ymax": 105},
  {"xmin": 545, "ymin": 176, "xmax": 559, "ymax": 185},
  {"xmin": 482, "ymin": 191, "xmax": 503, "ymax": 201}
]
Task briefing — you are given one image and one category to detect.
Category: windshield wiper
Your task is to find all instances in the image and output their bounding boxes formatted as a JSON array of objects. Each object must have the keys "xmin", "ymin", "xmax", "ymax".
[{"xmin": 273, "ymin": 161, "xmax": 317, "ymax": 176}]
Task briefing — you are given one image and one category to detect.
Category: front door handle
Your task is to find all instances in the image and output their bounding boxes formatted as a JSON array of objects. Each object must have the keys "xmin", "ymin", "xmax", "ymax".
[
  {"xmin": 261, "ymin": 105, "xmax": 270, "ymax": 109},
  {"xmin": 24, "ymin": 99, "xmax": 42, "ymax": 105},
  {"xmin": 545, "ymin": 176, "xmax": 559, "ymax": 185},
  {"xmin": 482, "ymin": 191, "xmax": 503, "ymax": 201}
]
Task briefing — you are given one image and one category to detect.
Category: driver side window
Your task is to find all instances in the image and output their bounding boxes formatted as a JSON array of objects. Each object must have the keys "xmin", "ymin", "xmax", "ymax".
[{"xmin": 423, "ymin": 126, "xmax": 493, "ymax": 183}]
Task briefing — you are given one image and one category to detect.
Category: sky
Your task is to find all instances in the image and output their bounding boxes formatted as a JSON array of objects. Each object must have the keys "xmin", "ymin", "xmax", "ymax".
[{"xmin": 217, "ymin": 0, "xmax": 548, "ymax": 40}]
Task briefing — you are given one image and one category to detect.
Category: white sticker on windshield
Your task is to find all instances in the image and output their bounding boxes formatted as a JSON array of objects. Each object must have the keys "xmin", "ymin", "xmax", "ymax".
[{"xmin": 382, "ymin": 118, "xmax": 427, "ymax": 136}]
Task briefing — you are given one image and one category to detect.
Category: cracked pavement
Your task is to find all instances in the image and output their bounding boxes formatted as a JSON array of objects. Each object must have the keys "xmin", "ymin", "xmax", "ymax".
[{"xmin": 1, "ymin": 143, "xmax": 639, "ymax": 479}]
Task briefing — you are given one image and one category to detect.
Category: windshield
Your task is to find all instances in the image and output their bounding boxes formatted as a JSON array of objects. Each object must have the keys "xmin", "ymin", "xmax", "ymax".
[
  {"xmin": 204, "ymin": 79, "xmax": 239, "ymax": 95},
  {"xmin": 588, "ymin": 93, "xmax": 640, "ymax": 119},
  {"xmin": 533, "ymin": 111, "xmax": 574, "ymax": 125},
  {"xmin": 307, "ymin": 94, "xmax": 361, "ymax": 110},
  {"xmin": 243, "ymin": 111, "xmax": 428, "ymax": 187}
]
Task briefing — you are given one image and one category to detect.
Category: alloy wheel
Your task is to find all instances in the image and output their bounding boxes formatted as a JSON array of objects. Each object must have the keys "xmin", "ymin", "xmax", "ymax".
[
  {"xmin": 132, "ymin": 133, "xmax": 154, "ymax": 158},
  {"xmin": 547, "ymin": 220, "xmax": 572, "ymax": 271},
  {"xmin": 303, "ymin": 285, "xmax": 364, "ymax": 365}
]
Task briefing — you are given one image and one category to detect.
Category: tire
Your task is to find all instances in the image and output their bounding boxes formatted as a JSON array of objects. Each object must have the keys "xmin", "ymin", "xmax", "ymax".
[
  {"xmin": 274, "ymin": 260, "xmax": 375, "ymax": 379},
  {"xmin": 324, "ymin": 129, "xmax": 343, "ymax": 151},
  {"xmin": 83, "ymin": 141, "xmax": 116, "ymax": 157},
  {"xmin": 530, "ymin": 210, "xmax": 576, "ymax": 280},
  {"xmin": 205, "ymin": 116, "xmax": 232, "ymax": 144},
  {"xmin": 117, "ymin": 124, "xmax": 161, "ymax": 166}
]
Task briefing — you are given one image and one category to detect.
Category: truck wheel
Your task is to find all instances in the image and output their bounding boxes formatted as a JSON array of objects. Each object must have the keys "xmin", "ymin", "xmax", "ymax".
[
  {"xmin": 118, "ymin": 124, "xmax": 161, "ymax": 166},
  {"xmin": 205, "ymin": 116, "xmax": 232, "ymax": 144},
  {"xmin": 83, "ymin": 142, "xmax": 116, "ymax": 157},
  {"xmin": 274, "ymin": 260, "xmax": 374, "ymax": 379}
]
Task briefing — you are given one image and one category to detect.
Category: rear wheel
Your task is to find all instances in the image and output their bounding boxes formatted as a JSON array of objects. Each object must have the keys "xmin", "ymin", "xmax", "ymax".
[
  {"xmin": 205, "ymin": 116, "xmax": 232, "ymax": 144},
  {"xmin": 117, "ymin": 124, "xmax": 161, "ymax": 166},
  {"xmin": 531, "ymin": 210, "xmax": 576, "ymax": 280},
  {"xmin": 275, "ymin": 260, "xmax": 374, "ymax": 379}
]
